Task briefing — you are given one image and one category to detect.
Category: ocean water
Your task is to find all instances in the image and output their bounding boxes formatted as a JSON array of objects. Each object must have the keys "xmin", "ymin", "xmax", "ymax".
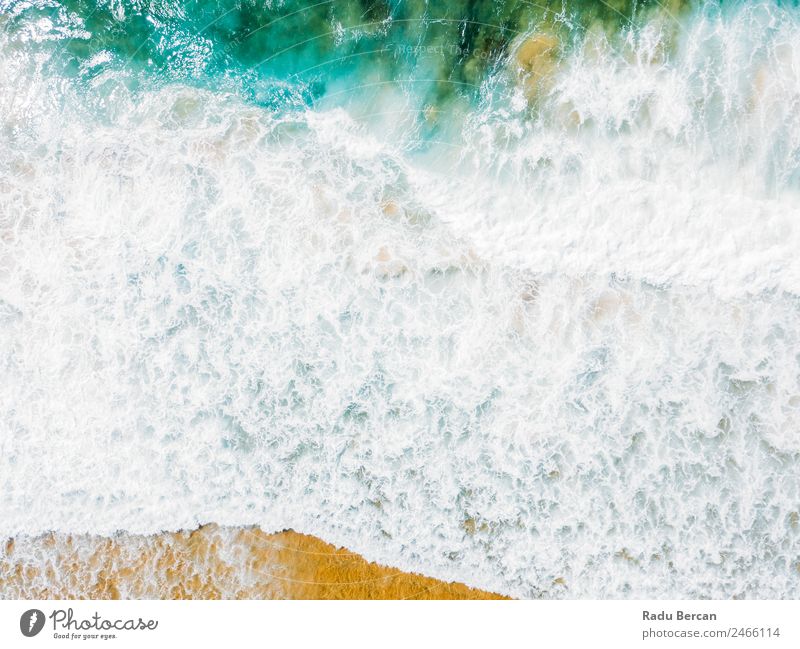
[{"xmin": 1, "ymin": 0, "xmax": 799, "ymax": 599}]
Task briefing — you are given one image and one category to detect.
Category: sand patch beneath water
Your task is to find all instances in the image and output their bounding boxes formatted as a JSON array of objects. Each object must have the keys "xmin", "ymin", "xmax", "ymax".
[{"xmin": 0, "ymin": 525, "xmax": 506, "ymax": 599}]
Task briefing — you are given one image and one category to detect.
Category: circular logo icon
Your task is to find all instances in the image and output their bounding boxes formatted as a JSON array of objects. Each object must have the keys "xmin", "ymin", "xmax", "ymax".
[{"xmin": 20, "ymin": 609, "xmax": 45, "ymax": 637}]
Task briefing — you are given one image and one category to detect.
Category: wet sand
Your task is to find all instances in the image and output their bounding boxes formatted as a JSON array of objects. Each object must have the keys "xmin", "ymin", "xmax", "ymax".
[{"xmin": 0, "ymin": 525, "xmax": 506, "ymax": 599}]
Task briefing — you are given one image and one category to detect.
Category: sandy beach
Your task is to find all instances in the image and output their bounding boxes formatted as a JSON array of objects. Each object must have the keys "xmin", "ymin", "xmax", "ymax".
[{"xmin": 1, "ymin": 526, "xmax": 506, "ymax": 600}]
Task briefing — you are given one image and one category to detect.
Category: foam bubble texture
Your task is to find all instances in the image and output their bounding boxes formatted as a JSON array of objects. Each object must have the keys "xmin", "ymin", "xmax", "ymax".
[{"xmin": 1, "ymin": 1, "xmax": 800, "ymax": 598}]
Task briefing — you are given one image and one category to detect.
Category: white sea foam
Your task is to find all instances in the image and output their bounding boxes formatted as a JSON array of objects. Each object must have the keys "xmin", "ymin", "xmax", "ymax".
[{"xmin": 1, "ymin": 3, "xmax": 800, "ymax": 598}]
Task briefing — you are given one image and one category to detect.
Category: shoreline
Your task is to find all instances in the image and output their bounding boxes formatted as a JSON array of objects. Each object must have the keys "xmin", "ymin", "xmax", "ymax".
[{"xmin": 0, "ymin": 525, "xmax": 507, "ymax": 600}]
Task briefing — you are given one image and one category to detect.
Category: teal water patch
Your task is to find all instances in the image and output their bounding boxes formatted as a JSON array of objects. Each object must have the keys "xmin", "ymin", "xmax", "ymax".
[{"xmin": 1, "ymin": 0, "xmax": 693, "ymax": 116}]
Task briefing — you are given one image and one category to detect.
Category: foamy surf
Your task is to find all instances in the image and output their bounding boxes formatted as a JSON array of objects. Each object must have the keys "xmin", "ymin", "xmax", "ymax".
[{"xmin": 1, "ymin": 0, "xmax": 799, "ymax": 599}]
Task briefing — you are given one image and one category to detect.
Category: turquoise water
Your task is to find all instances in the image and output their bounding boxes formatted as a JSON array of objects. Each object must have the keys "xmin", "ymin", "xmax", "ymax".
[{"xmin": 4, "ymin": 1, "xmax": 695, "ymax": 122}]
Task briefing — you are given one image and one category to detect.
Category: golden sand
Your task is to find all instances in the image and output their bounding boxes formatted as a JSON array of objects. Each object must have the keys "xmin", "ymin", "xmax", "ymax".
[
  {"xmin": 512, "ymin": 33, "xmax": 560, "ymax": 103},
  {"xmin": 0, "ymin": 525, "xmax": 506, "ymax": 600}
]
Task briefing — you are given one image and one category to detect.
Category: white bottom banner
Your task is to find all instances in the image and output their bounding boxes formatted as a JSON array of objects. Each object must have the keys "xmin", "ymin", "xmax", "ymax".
[{"xmin": 0, "ymin": 600, "xmax": 796, "ymax": 648}]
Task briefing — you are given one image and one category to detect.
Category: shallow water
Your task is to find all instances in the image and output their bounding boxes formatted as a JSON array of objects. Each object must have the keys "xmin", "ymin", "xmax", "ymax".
[
  {"xmin": 1, "ymin": 0, "xmax": 799, "ymax": 598},
  {"xmin": 1, "ymin": 526, "xmax": 504, "ymax": 598}
]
